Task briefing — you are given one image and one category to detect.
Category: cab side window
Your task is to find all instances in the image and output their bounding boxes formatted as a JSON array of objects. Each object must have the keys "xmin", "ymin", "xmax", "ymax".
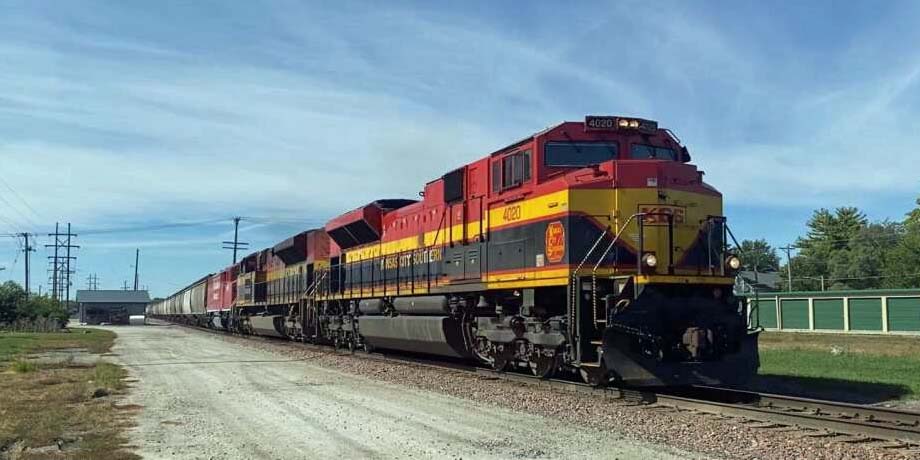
[
  {"xmin": 493, "ymin": 150, "xmax": 531, "ymax": 193},
  {"xmin": 631, "ymin": 144, "xmax": 676, "ymax": 160}
]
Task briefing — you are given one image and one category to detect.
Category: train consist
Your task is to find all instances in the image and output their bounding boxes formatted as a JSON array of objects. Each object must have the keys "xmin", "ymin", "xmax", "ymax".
[{"xmin": 149, "ymin": 115, "xmax": 759, "ymax": 386}]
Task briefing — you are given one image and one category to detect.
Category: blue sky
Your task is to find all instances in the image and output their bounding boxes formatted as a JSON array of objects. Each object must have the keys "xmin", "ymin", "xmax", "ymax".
[{"xmin": 1, "ymin": 1, "xmax": 919, "ymax": 297}]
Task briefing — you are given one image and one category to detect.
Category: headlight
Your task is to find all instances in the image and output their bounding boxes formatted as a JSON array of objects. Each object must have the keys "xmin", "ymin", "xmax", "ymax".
[
  {"xmin": 642, "ymin": 253, "xmax": 658, "ymax": 268},
  {"xmin": 726, "ymin": 255, "xmax": 742, "ymax": 271}
]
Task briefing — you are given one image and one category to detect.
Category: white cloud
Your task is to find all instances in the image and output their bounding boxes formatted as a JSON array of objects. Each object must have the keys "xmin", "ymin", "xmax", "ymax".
[{"xmin": 2, "ymin": 1, "xmax": 920, "ymax": 294}]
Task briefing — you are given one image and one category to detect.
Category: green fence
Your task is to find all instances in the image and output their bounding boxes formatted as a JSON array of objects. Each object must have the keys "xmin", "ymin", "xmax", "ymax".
[{"xmin": 746, "ymin": 289, "xmax": 920, "ymax": 334}]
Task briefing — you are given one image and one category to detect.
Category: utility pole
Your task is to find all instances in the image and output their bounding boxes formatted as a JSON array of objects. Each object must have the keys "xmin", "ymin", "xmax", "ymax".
[
  {"xmin": 65, "ymin": 223, "xmax": 76, "ymax": 305},
  {"xmin": 46, "ymin": 223, "xmax": 78, "ymax": 302},
  {"xmin": 122, "ymin": 280, "xmax": 129, "ymax": 291},
  {"xmin": 21, "ymin": 233, "xmax": 35, "ymax": 298},
  {"xmin": 780, "ymin": 246, "xmax": 794, "ymax": 292},
  {"xmin": 133, "ymin": 248, "xmax": 140, "ymax": 291},
  {"xmin": 222, "ymin": 217, "xmax": 248, "ymax": 264},
  {"xmin": 48, "ymin": 223, "xmax": 59, "ymax": 300},
  {"xmin": 86, "ymin": 274, "xmax": 99, "ymax": 290},
  {"xmin": 0, "ymin": 233, "xmax": 37, "ymax": 296}
]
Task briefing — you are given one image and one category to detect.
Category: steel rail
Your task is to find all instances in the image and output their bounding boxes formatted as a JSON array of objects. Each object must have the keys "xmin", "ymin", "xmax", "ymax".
[{"xmin": 475, "ymin": 368, "xmax": 920, "ymax": 446}]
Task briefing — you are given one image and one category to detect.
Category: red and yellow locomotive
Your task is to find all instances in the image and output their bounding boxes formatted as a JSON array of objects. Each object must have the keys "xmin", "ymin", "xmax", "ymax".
[{"xmin": 149, "ymin": 115, "xmax": 759, "ymax": 387}]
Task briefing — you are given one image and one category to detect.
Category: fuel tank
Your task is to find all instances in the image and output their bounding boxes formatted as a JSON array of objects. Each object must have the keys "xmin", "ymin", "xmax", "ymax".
[{"xmin": 357, "ymin": 315, "xmax": 469, "ymax": 358}]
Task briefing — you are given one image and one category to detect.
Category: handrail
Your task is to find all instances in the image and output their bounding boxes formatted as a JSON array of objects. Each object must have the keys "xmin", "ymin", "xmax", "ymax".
[
  {"xmin": 589, "ymin": 213, "xmax": 644, "ymax": 329},
  {"xmin": 702, "ymin": 215, "xmax": 741, "ymax": 276},
  {"xmin": 591, "ymin": 213, "xmax": 643, "ymax": 274},
  {"xmin": 566, "ymin": 213, "xmax": 643, "ymax": 344},
  {"xmin": 568, "ymin": 223, "xmax": 611, "ymax": 345},
  {"xmin": 302, "ymin": 270, "xmax": 327, "ymax": 299}
]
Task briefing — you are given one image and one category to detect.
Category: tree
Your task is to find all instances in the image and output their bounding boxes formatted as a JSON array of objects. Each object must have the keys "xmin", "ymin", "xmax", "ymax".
[
  {"xmin": 736, "ymin": 239, "xmax": 780, "ymax": 272},
  {"xmin": 827, "ymin": 222, "xmax": 901, "ymax": 290},
  {"xmin": 17, "ymin": 296, "xmax": 69, "ymax": 323},
  {"xmin": 883, "ymin": 197, "xmax": 920, "ymax": 289},
  {"xmin": 907, "ymin": 196, "xmax": 920, "ymax": 227},
  {"xmin": 791, "ymin": 207, "xmax": 869, "ymax": 290},
  {"xmin": 0, "ymin": 281, "xmax": 27, "ymax": 324},
  {"xmin": 0, "ymin": 281, "xmax": 69, "ymax": 326}
]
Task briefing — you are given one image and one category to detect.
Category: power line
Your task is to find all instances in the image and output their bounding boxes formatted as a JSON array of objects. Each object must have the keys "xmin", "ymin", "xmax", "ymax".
[
  {"xmin": 0, "ymin": 212, "xmax": 24, "ymax": 235},
  {"xmin": 0, "ymin": 173, "xmax": 42, "ymax": 222},
  {"xmin": 0, "ymin": 190, "xmax": 38, "ymax": 231},
  {"xmin": 243, "ymin": 216, "xmax": 328, "ymax": 225},
  {"xmin": 79, "ymin": 218, "xmax": 229, "ymax": 235},
  {"xmin": 793, "ymin": 231, "xmax": 906, "ymax": 247},
  {"xmin": 794, "ymin": 272, "xmax": 920, "ymax": 282},
  {"xmin": 1, "ymin": 233, "xmax": 36, "ymax": 295}
]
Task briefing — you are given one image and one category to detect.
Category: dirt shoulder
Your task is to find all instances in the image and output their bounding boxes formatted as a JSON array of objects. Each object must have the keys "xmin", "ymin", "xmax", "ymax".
[
  {"xmin": 104, "ymin": 323, "xmax": 700, "ymax": 460},
  {"xmin": 0, "ymin": 328, "xmax": 137, "ymax": 460}
]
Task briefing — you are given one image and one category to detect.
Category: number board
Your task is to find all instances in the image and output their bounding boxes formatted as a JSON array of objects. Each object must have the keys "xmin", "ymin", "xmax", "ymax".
[{"xmin": 584, "ymin": 116, "xmax": 617, "ymax": 131}]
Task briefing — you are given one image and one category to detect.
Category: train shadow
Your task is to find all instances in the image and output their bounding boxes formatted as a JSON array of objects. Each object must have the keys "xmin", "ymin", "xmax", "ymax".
[{"xmin": 737, "ymin": 374, "xmax": 911, "ymax": 404}]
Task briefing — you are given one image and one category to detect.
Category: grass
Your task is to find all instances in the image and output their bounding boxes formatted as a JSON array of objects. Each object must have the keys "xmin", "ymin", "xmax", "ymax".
[
  {"xmin": 10, "ymin": 359, "xmax": 38, "ymax": 373},
  {"xmin": 0, "ymin": 328, "xmax": 138, "ymax": 459},
  {"xmin": 0, "ymin": 328, "xmax": 116, "ymax": 362},
  {"xmin": 750, "ymin": 332, "xmax": 920, "ymax": 402}
]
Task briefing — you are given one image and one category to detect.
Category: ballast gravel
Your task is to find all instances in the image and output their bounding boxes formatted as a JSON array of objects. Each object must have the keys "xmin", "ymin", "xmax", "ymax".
[
  {"xmin": 217, "ymin": 331, "xmax": 919, "ymax": 460},
  {"xmin": 102, "ymin": 323, "xmax": 701, "ymax": 460}
]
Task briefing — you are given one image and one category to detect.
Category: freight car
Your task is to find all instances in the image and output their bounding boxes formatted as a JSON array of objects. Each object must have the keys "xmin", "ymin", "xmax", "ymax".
[{"xmin": 148, "ymin": 115, "xmax": 759, "ymax": 387}]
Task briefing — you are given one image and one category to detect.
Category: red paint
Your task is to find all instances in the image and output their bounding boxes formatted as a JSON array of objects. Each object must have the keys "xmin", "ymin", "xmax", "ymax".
[{"xmin": 206, "ymin": 267, "xmax": 236, "ymax": 312}]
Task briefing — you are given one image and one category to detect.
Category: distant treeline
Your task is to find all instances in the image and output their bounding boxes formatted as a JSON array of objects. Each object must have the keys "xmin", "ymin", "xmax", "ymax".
[
  {"xmin": 0, "ymin": 281, "xmax": 69, "ymax": 331},
  {"xmin": 737, "ymin": 196, "xmax": 920, "ymax": 291}
]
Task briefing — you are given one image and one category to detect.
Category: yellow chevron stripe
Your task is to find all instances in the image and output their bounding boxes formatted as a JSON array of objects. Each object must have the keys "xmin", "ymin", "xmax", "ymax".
[{"xmin": 342, "ymin": 187, "xmax": 723, "ymax": 282}]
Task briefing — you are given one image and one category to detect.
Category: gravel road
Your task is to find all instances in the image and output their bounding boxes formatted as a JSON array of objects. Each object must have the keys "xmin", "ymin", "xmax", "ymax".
[{"xmin": 103, "ymin": 323, "xmax": 701, "ymax": 460}]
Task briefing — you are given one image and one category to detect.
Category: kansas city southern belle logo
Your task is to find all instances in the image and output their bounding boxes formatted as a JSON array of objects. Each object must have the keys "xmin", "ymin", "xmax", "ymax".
[{"xmin": 545, "ymin": 221, "xmax": 565, "ymax": 263}]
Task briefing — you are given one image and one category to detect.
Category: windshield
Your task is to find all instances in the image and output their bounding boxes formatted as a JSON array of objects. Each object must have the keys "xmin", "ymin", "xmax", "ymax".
[
  {"xmin": 544, "ymin": 142, "xmax": 619, "ymax": 167},
  {"xmin": 630, "ymin": 144, "xmax": 676, "ymax": 160}
]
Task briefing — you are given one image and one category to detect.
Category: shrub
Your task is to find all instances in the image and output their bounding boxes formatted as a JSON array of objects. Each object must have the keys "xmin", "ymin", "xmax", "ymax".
[{"xmin": 11, "ymin": 359, "xmax": 38, "ymax": 373}]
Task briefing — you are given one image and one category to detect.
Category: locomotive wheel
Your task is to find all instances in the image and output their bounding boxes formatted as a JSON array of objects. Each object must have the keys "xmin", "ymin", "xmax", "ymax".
[
  {"xmin": 579, "ymin": 365, "xmax": 607, "ymax": 386},
  {"xmin": 491, "ymin": 347, "xmax": 512, "ymax": 372},
  {"xmin": 529, "ymin": 354, "xmax": 559, "ymax": 379},
  {"xmin": 347, "ymin": 339, "xmax": 356, "ymax": 353}
]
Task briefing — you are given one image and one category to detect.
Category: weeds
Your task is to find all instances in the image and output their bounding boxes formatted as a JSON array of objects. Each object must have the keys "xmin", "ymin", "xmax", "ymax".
[
  {"xmin": 10, "ymin": 359, "xmax": 38, "ymax": 373},
  {"xmin": 93, "ymin": 362, "xmax": 126, "ymax": 390},
  {"xmin": 0, "ymin": 329, "xmax": 138, "ymax": 459}
]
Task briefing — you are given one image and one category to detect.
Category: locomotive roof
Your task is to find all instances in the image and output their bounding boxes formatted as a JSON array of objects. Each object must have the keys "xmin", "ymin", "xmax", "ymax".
[{"xmin": 487, "ymin": 122, "xmax": 564, "ymax": 157}]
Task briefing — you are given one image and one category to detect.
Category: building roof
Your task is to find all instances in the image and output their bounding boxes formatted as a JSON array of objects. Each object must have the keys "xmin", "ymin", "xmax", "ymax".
[
  {"xmin": 738, "ymin": 271, "xmax": 782, "ymax": 289},
  {"xmin": 75, "ymin": 290, "xmax": 151, "ymax": 304}
]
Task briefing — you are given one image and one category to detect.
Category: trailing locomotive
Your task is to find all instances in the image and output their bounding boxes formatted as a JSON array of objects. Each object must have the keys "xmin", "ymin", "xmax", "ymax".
[{"xmin": 148, "ymin": 115, "xmax": 759, "ymax": 387}]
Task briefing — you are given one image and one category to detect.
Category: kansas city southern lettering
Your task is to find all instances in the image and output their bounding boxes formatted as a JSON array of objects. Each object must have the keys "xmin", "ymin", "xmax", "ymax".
[{"xmin": 545, "ymin": 221, "xmax": 565, "ymax": 263}]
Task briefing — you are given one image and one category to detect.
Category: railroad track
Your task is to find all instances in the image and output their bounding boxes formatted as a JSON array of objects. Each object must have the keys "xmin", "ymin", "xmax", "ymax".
[
  {"xmin": 474, "ymin": 368, "xmax": 920, "ymax": 452},
  {"xmin": 165, "ymin": 321, "xmax": 920, "ymax": 453}
]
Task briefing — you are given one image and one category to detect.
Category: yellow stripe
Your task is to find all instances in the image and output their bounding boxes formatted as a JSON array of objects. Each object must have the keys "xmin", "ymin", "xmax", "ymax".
[
  {"xmin": 482, "ymin": 267, "xmax": 572, "ymax": 283},
  {"xmin": 346, "ymin": 190, "xmax": 573, "ymax": 262},
  {"xmin": 635, "ymin": 275, "xmax": 735, "ymax": 285}
]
